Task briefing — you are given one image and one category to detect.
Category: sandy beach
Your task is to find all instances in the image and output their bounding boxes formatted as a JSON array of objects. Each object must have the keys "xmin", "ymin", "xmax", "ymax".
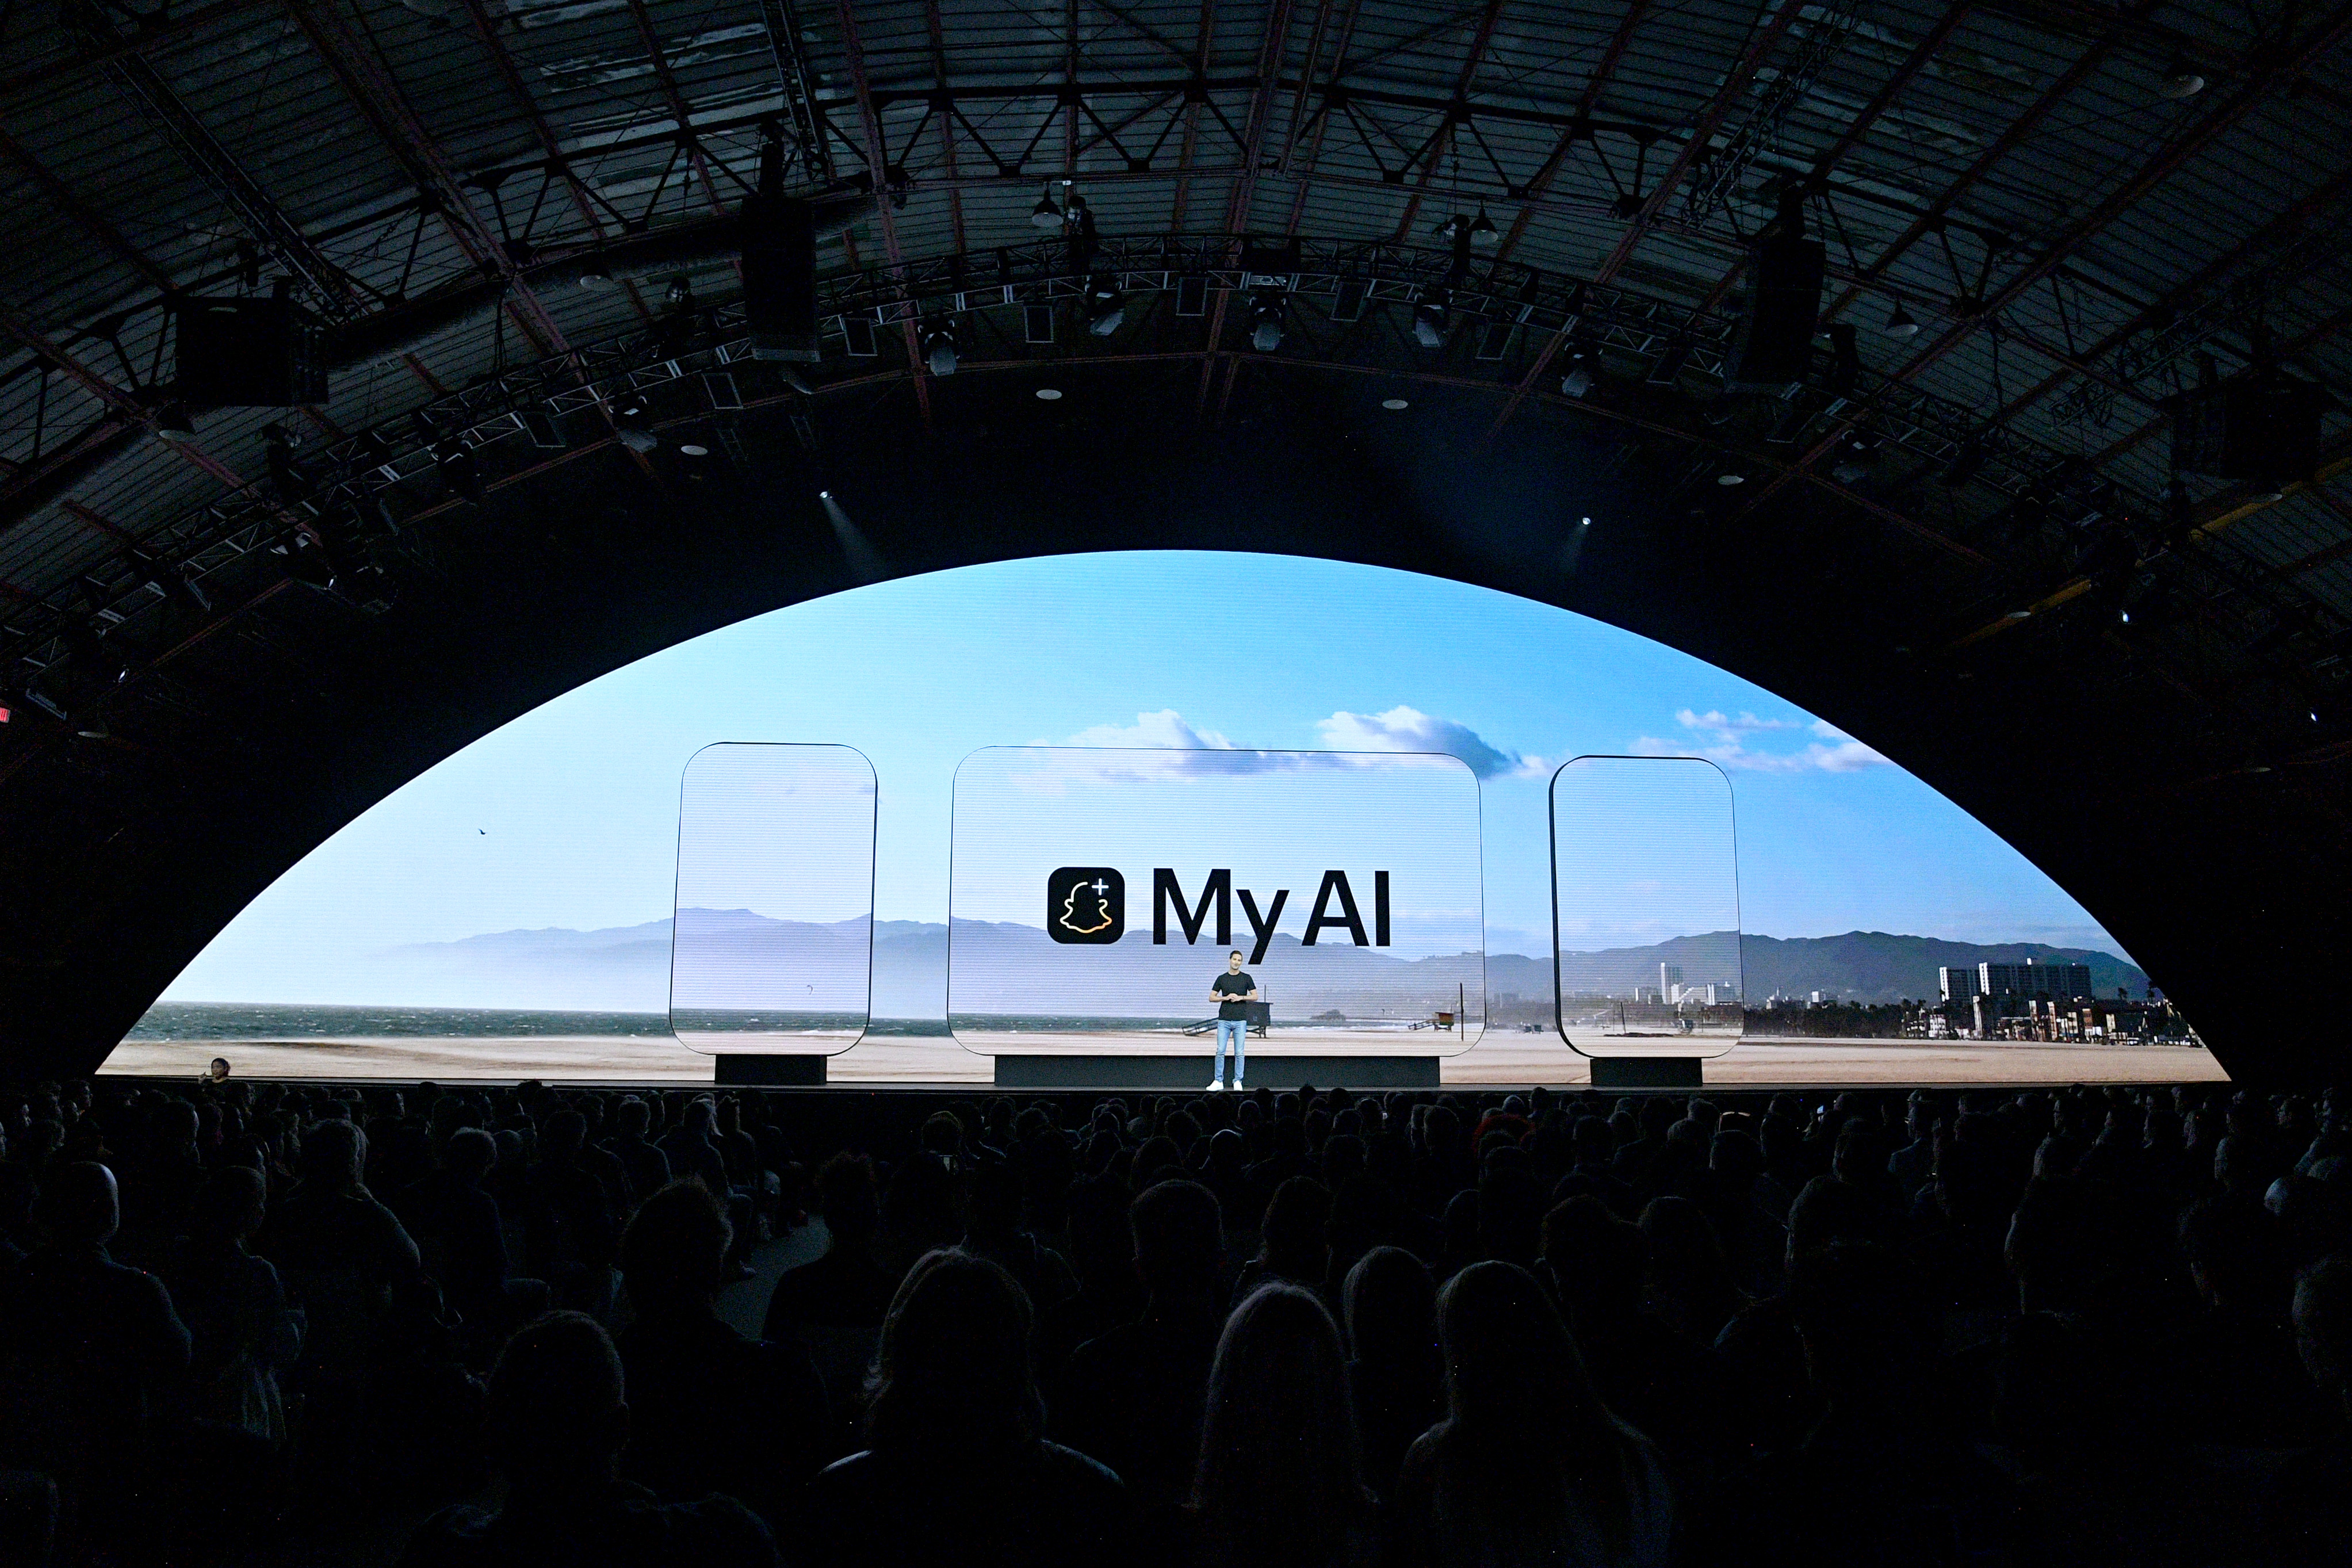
[{"xmin": 105, "ymin": 1032, "xmax": 2227, "ymax": 1087}]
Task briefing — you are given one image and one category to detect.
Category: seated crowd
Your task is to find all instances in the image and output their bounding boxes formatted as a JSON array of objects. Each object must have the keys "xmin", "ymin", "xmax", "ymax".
[{"xmin": 1, "ymin": 1077, "xmax": 2349, "ymax": 1565}]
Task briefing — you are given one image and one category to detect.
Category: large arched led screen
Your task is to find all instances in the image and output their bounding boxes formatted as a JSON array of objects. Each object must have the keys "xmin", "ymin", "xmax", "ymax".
[
  {"xmin": 950, "ymin": 747, "xmax": 1484, "ymax": 1057},
  {"xmin": 1552, "ymin": 755, "xmax": 1742, "ymax": 1060},
  {"xmin": 671, "ymin": 743, "xmax": 876, "ymax": 1054}
]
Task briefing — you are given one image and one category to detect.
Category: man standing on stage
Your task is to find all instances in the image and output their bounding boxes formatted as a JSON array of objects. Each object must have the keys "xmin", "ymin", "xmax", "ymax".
[{"xmin": 1209, "ymin": 949, "xmax": 1257, "ymax": 1091}]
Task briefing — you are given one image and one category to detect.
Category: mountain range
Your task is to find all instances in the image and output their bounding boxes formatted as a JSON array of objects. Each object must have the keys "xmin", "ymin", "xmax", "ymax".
[{"xmin": 342, "ymin": 912, "xmax": 2148, "ymax": 1014}]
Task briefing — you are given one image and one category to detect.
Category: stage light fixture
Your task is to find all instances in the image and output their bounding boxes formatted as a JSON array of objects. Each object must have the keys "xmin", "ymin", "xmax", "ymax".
[
  {"xmin": 153, "ymin": 402, "xmax": 194, "ymax": 442},
  {"xmin": 1467, "ymin": 207, "xmax": 1498, "ymax": 248},
  {"xmin": 1035, "ymin": 388, "xmax": 1063, "ymax": 400},
  {"xmin": 1413, "ymin": 296, "xmax": 1449, "ymax": 349},
  {"xmin": 435, "ymin": 439, "xmax": 483, "ymax": 503},
  {"xmin": 1085, "ymin": 273, "xmax": 1125, "ymax": 336},
  {"xmin": 1559, "ymin": 343, "xmax": 1595, "ymax": 398},
  {"xmin": 2160, "ymin": 55, "xmax": 2205, "ymax": 98},
  {"xmin": 1031, "ymin": 189, "xmax": 1064, "ymax": 230},
  {"xmin": 1883, "ymin": 298, "xmax": 1919, "ymax": 337},
  {"xmin": 1715, "ymin": 471, "xmax": 1746, "ymax": 486},
  {"xmin": 613, "ymin": 398, "xmax": 660, "ymax": 453},
  {"xmin": 1249, "ymin": 291, "xmax": 1285, "ymax": 352},
  {"xmin": 678, "ymin": 443, "xmax": 710, "ymax": 457},
  {"xmin": 923, "ymin": 320, "xmax": 958, "ymax": 376},
  {"xmin": 1382, "ymin": 398, "xmax": 1409, "ymax": 410},
  {"xmin": 578, "ymin": 261, "xmax": 615, "ymax": 290},
  {"xmin": 819, "ymin": 488, "xmax": 832, "ymax": 499}
]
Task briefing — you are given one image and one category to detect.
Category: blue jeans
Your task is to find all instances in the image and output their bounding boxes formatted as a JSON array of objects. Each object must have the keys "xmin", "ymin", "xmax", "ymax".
[{"xmin": 1215, "ymin": 1018, "xmax": 1247, "ymax": 1082}]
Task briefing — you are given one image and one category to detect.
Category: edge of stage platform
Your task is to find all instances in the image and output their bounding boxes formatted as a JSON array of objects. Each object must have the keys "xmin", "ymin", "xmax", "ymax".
[
  {"xmin": 992, "ymin": 1055, "xmax": 1439, "ymax": 1089},
  {"xmin": 714, "ymin": 1055, "xmax": 829, "ymax": 1086},
  {"xmin": 1589, "ymin": 1056, "xmax": 1705, "ymax": 1088}
]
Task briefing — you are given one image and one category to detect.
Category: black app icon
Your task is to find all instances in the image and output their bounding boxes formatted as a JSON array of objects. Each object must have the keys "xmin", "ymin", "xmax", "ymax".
[{"xmin": 1047, "ymin": 867, "xmax": 1125, "ymax": 944}]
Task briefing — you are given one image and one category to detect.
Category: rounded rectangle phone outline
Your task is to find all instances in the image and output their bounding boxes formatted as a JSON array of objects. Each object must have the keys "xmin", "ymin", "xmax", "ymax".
[
  {"xmin": 670, "ymin": 741, "xmax": 878, "ymax": 1057},
  {"xmin": 1549, "ymin": 754, "xmax": 1742, "ymax": 1061}
]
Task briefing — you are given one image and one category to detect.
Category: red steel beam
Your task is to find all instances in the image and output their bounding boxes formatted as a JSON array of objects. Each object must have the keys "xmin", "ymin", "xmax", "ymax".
[
  {"xmin": 1818, "ymin": 0, "xmax": 2161, "ymax": 324},
  {"xmin": 1170, "ymin": 0, "xmax": 1221, "ymax": 229},
  {"xmin": 922, "ymin": 0, "xmax": 970, "ymax": 254},
  {"xmin": 1489, "ymin": 0, "xmax": 1654, "ymax": 263},
  {"xmin": 833, "ymin": 0, "xmax": 932, "ymax": 431},
  {"xmin": 1386, "ymin": 0, "xmax": 1512, "ymax": 242},
  {"xmin": 1737, "ymin": 1, "xmax": 2352, "ymax": 522},
  {"xmin": 1280, "ymin": 0, "xmax": 1368, "ymax": 235},
  {"xmin": 456, "ymin": 0, "xmax": 656, "ymax": 327},
  {"xmin": 0, "ymin": 126, "xmax": 177, "ymax": 295},
  {"xmin": 1221, "ymin": 0, "xmax": 1301, "ymax": 230},
  {"xmin": 1685, "ymin": 0, "xmax": 1979, "ymax": 315},
  {"xmin": 624, "ymin": 0, "xmax": 733, "ymax": 217},
  {"xmin": 0, "ymin": 305, "xmax": 251, "ymax": 494},
  {"xmin": 1986, "ymin": 162, "xmax": 2352, "ymax": 430},
  {"xmin": 1481, "ymin": 0, "xmax": 1810, "ymax": 441}
]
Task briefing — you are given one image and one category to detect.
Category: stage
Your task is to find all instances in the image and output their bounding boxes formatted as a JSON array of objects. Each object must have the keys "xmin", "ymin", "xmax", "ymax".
[{"xmin": 104, "ymin": 1031, "xmax": 2227, "ymax": 1087}]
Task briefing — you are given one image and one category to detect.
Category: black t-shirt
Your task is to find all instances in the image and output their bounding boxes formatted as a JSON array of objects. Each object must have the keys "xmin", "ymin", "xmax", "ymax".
[{"xmin": 1213, "ymin": 972, "xmax": 1256, "ymax": 1019}]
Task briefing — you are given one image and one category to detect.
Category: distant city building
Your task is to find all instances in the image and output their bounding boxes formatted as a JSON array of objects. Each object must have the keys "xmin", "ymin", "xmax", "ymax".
[
  {"xmin": 1979, "ymin": 960, "xmax": 2093, "ymax": 1001},
  {"xmin": 1701, "ymin": 983, "xmax": 1736, "ymax": 1005},
  {"xmin": 1939, "ymin": 966, "xmax": 1980, "ymax": 1003},
  {"xmin": 1659, "ymin": 963, "xmax": 1683, "ymax": 999},
  {"xmin": 1810, "ymin": 990, "xmax": 1825, "ymax": 1005}
]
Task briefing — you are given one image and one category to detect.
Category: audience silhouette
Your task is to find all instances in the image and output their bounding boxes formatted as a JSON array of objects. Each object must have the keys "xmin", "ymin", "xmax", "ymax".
[{"xmin": 1, "ymin": 1079, "xmax": 2348, "ymax": 1567}]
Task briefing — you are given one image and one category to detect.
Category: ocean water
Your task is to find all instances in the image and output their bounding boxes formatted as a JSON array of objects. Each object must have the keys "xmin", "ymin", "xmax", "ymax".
[
  {"xmin": 128, "ymin": 1003, "xmax": 675, "ymax": 1041},
  {"xmin": 126, "ymin": 1003, "xmax": 963, "ymax": 1041}
]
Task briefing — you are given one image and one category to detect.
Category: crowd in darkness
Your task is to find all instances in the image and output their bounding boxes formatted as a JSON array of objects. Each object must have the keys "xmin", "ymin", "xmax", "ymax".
[{"xmin": 2, "ymin": 1077, "xmax": 2351, "ymax": 1566}]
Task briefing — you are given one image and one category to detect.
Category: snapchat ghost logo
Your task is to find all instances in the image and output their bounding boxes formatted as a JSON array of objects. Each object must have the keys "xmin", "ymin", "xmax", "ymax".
[{"xmin": 1046, "ymin": 866, "xmax": 1125, "ymax": 944}]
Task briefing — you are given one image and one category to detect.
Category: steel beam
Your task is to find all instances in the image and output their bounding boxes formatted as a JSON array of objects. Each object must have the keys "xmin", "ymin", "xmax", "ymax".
[
  {"xmin": 1988, "ymin": 163, "xmax": 2352, "ymax": 430},
  {"xmin": 624, "ymin": 0, "xmax": 733, "ymax": 217},
  {"xmin": 1489, "ymin": 0, "xmax": 1653, "ymax": 263},
  {"xmin": 0, "ymin": 126, "xmax": 177, "ymax": 295},
  {"xmin": 1737, "ymin": 0, "xmax": 2352, "ymax": 523},
  {"xmin": 0, "ymin": 305, "xmax": 252, "ymax": 494},
  {"xmin": 456, "ymin": 0, "xmax": 657, "ymax": 328},
  {"xmin": 1385, "ymin": 0, "xmax": 1510, "ymax": 242},
  {"xmin": 1481, "ymin": 0, "xmax": 1808, "ymax": 441},
  {"xmin": 1685, "ymin": 0, "xmax": 1977, "ymax": 315},
  {"xmin": 832, "ymin": 0, "xmax": 931, "ymax": 429},
  {"xmin": 1818, "ymin": 0, "xmax": 2160, "ymax": 324}
]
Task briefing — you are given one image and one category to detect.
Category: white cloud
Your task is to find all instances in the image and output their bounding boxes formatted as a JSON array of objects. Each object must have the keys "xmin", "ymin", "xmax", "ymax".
[
  {"xmin": 1676, "ymin": 709, "xmax": 1802, "ymax": 736},
  {"xmin": 1058, "ymin": 709, "xmax": 1237, "ymax": 751},
  {"xmin": 1314, "ymin": 705, "xmax": 1539, "ymax": 779},
  {"xmin": 1043, "ymin": 706, "xmax": 1537, "ymax": 782},
  {"xmin": 1632, "ymin": 709, "xmax": 1891, "ymax": 774}
]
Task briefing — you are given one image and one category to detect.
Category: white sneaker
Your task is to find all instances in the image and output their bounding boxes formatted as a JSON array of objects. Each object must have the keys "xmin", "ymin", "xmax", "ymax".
[
  {"xmin": 1232, "ymin": 1080, "xmax": 1246, "ymax": 1092},
  {"xmin": 1206, "ymin": 1080, "xmax": 1224, "ymax": 1092}
]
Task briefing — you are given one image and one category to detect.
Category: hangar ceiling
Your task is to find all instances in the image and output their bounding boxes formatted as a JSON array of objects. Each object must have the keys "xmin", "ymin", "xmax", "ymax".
[{"xmin": 0, "ymin": 0, "xmax": 2349, "ymax": 1076}]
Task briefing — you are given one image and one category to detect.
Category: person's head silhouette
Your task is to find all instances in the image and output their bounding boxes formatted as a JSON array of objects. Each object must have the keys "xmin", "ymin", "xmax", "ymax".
[
  {"xmin": 621, "ymin": 1179, "xmax": 732, "ymax": 1316},
  {"xmin": 865, "ymin": 1249, "xmax": 1041, "ymax": 1458},
  {"xmin": 485, "ymin": 1312, "xmax": 631, "ymax": 1498},
  {"xmin": 1194, "ymin": 1283, "xmax": 1367, "ymax": 1565},
  {"xmin": 36, "ymin": 1161, "xmax": 119, "ymax": 1250},
  {"xmin": 1131, "ymin": 1178, "xmax": 1220, "ymax": 1301}
]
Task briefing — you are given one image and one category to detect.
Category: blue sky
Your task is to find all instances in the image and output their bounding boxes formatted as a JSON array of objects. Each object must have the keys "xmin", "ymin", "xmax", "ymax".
[{"xmin": 159, "ymin": 550, "xmax": 2128, "ymax": 1004}]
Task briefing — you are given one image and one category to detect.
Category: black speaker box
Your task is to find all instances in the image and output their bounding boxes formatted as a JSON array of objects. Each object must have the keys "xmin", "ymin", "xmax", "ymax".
[
  {"xmin": 173, "ymin": 297, "xmax": 327, "ymax": 407},
  {"xmin": 741, "ymin": 193, "xmax": 820, "ymax": 363},
  {"xmin": 1727, "ymin": 234, "xmax": 1825, "ymax": 393},
  {"xmin": 2172, "ymin": 369, "xmax": 2328, "ymax": 488}
]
